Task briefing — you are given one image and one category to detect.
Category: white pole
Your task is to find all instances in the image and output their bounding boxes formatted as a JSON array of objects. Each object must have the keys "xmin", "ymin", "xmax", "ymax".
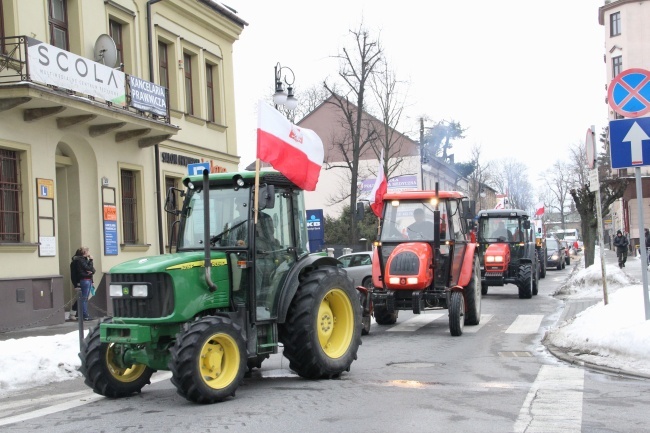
[{"xmin": 633, "ymin": 166, "xmax": 650, "ymax": 320}]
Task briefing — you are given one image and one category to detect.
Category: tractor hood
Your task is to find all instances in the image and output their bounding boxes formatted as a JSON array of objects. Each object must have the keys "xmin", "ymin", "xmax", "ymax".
[
  {"xmin": 110, "ymin": 251, "xmax": 228, "ymax": 274},
  {"xmin": 383, "ymin": 242, "xmax": 434, "ymax": 290},
  {"xmin": 483, "ymin": 243, "xmax": 510, "ymax": 272}
]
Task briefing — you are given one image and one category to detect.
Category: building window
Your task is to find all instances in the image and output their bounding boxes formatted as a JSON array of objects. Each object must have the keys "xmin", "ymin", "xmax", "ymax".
[
  {"xmin": 0, "ymin": 149, "xmax": 21, "ymax": 242},
  {"xmin": 121, "ymin": 169, "xmax": 138, "ymax": 244},
  {"xmin": 610, "ymin": 12, "xmax": 621, "ymax": 37},
  {"xmin": 165, "ymin": 176, "xmax": 180, "ymax": 248},
  {"xmin": 158, "ymin": 41, "xmax": 169, "ymax": 89},
  {"xmin": 48, "ymin": 0, "xmax": 68, "ymax": 50},
  {"xmin": 612, "ymin": 55, "xmax": 623, "ymax": 78},
  {"xmin": 184, "ymin": 53, "xmax": 193, "ymax": 115},
  {"xmin": 206, "ymin": 64, "xmax": 215, "ymax": 122},
  {"xmin": 109, "ymin": 19, "xmax": 123, "ymax": 69}
]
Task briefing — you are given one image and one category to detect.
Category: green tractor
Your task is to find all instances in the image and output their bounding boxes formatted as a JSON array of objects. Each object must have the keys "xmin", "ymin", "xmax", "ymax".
[{"xmin": 79, "ymin": 170, "xmax": 362, "ymax": 403}]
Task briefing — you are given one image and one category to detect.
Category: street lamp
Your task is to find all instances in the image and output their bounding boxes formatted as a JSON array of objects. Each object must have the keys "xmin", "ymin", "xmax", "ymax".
[{"xmin": 273, "ymin": 62, "xmax": 298, "ymax": 110}]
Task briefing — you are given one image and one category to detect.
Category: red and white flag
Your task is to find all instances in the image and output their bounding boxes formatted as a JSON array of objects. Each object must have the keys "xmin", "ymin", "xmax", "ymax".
[
  {"xmin": 369, "ymin": 149, "xmax": 388, "ymax": 217},
  {"xmin": 256, "ymin": 101, "xmax": 324, "ymax": 191},
  {"xmin": 534, "ymin": 202, "xmax": 545, "ymax": 217}
]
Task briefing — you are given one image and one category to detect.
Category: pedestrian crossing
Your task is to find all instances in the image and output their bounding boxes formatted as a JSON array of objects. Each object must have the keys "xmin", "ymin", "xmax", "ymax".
[{"xmin": 373, "ymin": 312, "xmax": 544, "ymax": 334}]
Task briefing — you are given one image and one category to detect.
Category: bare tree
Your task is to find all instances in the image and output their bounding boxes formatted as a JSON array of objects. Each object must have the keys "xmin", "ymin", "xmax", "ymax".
[
  {"xmin": 323, "ymin": 24, "xmax": 383, "ymax": 244},
  {"xmin": 466, "ymin": 144, "xmax": 492, "ymax": 214},
  {"xmin": 489, "ymin": 158, "xmax": 534, "ymax": 211},
  {"xmin": 541, "ymin": 160, "xmax": 573, "ymax": 230}
]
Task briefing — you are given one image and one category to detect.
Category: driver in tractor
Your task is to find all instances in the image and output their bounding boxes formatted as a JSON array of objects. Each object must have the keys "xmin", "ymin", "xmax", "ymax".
[
  {"xmin": 492, "ymin": 220, "xmax": 512, "ymax": 241},
  {"xmin": 406, "ymin": 208, "xmax": 435, "ymax": 239}
]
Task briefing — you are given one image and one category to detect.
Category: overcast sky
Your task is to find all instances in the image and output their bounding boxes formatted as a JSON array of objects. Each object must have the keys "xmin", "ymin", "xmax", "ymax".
[{"xmin": 228, "ymin": 0, "xmax": 608, "ymax": 186}]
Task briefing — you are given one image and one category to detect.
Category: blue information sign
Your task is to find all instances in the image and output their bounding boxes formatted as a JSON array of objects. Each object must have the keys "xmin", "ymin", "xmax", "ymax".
[
  {"xmin": 188, "ymin": 162, "xmax": 210, "ymax": 176},
  {"xmin": 609, "ymin": 117, "xmax": 650, "ymax": 169},
  {"xmin": 104, "ymin": 221, "xmax": 118, "ymax": 255},
  {"xmin": 306, "ymin": 210, "xmax": 324, "ymax": 253}
]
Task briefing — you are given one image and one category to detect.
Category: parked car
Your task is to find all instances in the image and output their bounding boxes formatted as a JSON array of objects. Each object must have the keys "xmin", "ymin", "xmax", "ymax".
[
  {"xmin": 545, "ymin": 237, "xmax": 567, "ymax": 270},
  {"xmin": 337, "ymin": 251, "xmax": 373, "ymax": 288}
]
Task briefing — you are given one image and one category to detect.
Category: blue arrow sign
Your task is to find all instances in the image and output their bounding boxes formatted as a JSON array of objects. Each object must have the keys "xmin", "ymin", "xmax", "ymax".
[
  {"xmin": 188, "ymin": 162, "xmax": 210, "ymax": 176},
  {"xmin": 609, "ymin": 117, "xmax": 650, "ymax": 169}
]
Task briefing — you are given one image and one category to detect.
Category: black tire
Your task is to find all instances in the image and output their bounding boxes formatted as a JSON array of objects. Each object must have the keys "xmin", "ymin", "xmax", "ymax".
[
  {"xmin": 557, "ymin": 260, "xmax": 562, "ymax": 270},
  {"xmin": 481, "ymin": 282, "xmax": 488, "ymax": 295},
  {"xmin": 373, "ymin": 305, "xmax": 399, "ymax": 325},
  {"xmin": 517, "ymin": 264, "xmax": 533, "ymax": 299},
  {"xmin": 562, "ymin": 258, "xmax": 566, "ymax": 269},
  {"xmin": 169, "ymin": 316, "xmax": 247, "ymax": 404},
  {"xmin": 464, "ymin": 258, "xmax": 481, "ymax": 326},
  {"xmin": 532, "ymin": 255, "xmax": 539, "ymax": 296},
  {"xmin": 79, "ymin": 319, "xmax": 155, "ymax": 398},
  {"xmin": 279, "ymin": 266, "xmax": 362, "ymax": 379},
  {"xmin": 448, "ymin": 291, "xmax": 465, "ymax": 336},
  {"xmin": 539, "ymin": 248, "xmax": 547, "ymax": 279},
  {"xmin": 362, "ymin": 277, "xmax": 373, "ymax": 289},
  {"xmin": 361, "ymin": 316, "xmax": 371, "ymax": 335}
]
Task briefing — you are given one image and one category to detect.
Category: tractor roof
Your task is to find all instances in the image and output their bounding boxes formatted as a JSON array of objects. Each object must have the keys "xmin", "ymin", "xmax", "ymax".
[
  {"xmin": 477, "ymin": 209, "xmax": 530, "ymax": 218},
  {"xmin": 383, "ymin": 190, "xmax": 466, "ymax": 201},
  {"xmin": 183, "ymin": 169, "xmax": 299, "ymax": 189}
]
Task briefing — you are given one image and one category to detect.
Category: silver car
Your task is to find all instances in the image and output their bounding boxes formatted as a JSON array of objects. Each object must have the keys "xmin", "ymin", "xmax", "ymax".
[{"xmin": 337, "ymin": 251, "xmax": 373, "ymax": 288}]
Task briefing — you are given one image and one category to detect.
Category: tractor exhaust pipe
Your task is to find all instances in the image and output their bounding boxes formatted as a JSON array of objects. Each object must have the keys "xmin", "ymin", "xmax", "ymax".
[{"xmin": 202, "ymin": 169, "xmax": 217, "ymax": 292}]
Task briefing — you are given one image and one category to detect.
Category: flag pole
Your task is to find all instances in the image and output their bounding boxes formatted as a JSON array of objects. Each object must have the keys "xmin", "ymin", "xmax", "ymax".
[{"xmin": 254, "ymin": 158, "xmax": 261, "ymax": 225}]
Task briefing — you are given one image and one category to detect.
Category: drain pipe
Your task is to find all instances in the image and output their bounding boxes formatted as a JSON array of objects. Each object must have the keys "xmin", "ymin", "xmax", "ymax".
[{"xmin": 147, "ymin": 0, "xmax": 165, "ymax": 254}]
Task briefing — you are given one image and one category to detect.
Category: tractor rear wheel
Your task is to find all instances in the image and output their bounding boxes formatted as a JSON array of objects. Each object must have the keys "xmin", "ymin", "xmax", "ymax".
[
  {"xmin": 539, "ymin": 249, "xmax": 547, "ymax": 279},
  {"xmin": 517, "ymin": 264, "xmax": 533, "ymax": 299},
  {"xmin": 464, "ymin": 258, "xmax": 481, "ymax": 326},
  {"xmin": 169, "ymin": 316, "xmax": 246, "ymax": 403},
  {"xmin": 279, "ymin": 266, "xmax": 362, "ymax": 379},
  {"xmin": 448, "ymin": 291, "xmax": 465, "ymax": 336},
  {"xmin": 80, "ymin": 319, "xmax": 155, "ymax": 398},
  {"xmin": 373, "ymin": 306, "xmax": 399, "ymax": 325},
  {"xmin": 532, "ymin": 256, "xmax": 540, "ymax": 296}
]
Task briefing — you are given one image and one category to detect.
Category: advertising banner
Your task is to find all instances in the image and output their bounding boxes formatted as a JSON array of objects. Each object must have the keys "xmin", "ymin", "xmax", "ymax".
[
  {"xmin": 27, "ymin": 38, "xmax": 126, "ymax": 105},
  {"xmin": 306, "ymin": 209, "xmax": 324, "ymax": 253},
  {"xmin": 357, "ymin": 175, "xmax": 418, "ymax": 200},
  {"xmin": 128, "ymin": 76, "xmax": 167, "ymax": 116}
]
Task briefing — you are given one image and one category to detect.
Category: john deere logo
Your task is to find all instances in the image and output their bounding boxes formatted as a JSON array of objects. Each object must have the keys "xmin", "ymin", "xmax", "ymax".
[{"xmin": 122, "ymin": 287, "xmax": 129, "ymax": 295}]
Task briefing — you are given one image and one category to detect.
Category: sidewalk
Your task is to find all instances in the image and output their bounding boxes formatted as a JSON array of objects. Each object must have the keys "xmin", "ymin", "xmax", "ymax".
[{"xmin": 0, "ymin": 316, "xmax": 101, "ymax": 342}]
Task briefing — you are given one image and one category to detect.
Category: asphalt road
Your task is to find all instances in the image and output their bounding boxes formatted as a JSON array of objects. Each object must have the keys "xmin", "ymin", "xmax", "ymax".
[{"xmin": 2, "ymin": 262, "xmax": 650, "ymax": 433}]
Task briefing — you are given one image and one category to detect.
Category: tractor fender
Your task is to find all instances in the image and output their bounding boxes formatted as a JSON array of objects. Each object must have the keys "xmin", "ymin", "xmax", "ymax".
[
  {"xmin": 456, "ymin": 243, "xmax": 478, "ymax": 287},
  {"xmin": 275, "ymin": 255, "xmax": 343, "ymax": 323}
]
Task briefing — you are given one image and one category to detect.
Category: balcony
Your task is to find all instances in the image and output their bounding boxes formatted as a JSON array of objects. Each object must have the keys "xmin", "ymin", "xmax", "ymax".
[{"xmin": 0, "ymin": 36, "xmax": 178, "ymax": 147}]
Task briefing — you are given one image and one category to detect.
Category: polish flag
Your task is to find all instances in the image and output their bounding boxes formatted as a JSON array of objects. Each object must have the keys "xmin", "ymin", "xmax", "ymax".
[
  {"xmin": 256, "ymin": 101, "xmax": 324, "ymax": 191},
  {"xmin": 534, "ymin": 202, "xmax": 545, "ymax": 217},
  {"xmin": 369, "ymin": 149, "xmax": 388, "ymax": 217}
]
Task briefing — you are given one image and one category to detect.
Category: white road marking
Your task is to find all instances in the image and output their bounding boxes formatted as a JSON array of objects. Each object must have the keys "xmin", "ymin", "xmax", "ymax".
[
  {"xmin": 463, "ymin": 314, "xmax": 494, "ymax": 333},
  {"xmin": 513, "ymin": 365, "xmax": 584, "ymax": 433},
  {"xmin": 0, "ymin": 372, "xmax": 172, "ymax": 427},
  {"xmin": 505, "ymin": 315, "xmax": 544, "ymax": 334},
  {"xmin": 386, "ymin": 313, "xmax": 445, "ymax": 332}
]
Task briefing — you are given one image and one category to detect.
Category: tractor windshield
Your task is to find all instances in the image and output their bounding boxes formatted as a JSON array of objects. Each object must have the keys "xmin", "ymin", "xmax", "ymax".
[
  {"xmin": 178, "ymin": 187, "xmax": 251, "ymax": 250},
  {"xmin": 478, "ymin": 217, "xmax": 523, "ymax": 243},
  {"xmin": 380, "ymin": 199, "xmax": 449, "ymax": 242}
]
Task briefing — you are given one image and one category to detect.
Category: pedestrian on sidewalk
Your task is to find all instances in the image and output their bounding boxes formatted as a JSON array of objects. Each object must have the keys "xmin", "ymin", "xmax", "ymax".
[
  {"xmin": 614, "ymin": 230, "xmax": 629, "ymax": 268},
  {"xmin": 644, "ymin": 228, "xmax": 650, "ymax": 266},
  {"xmin": 71, "ymin": 246, "xmax": 96, "ymax": 321}
]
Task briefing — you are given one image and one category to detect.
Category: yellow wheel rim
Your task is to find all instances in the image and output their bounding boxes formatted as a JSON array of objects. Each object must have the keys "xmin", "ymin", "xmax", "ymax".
[
  {"xmin": 105, "ymin": 344, "xmax": 147, "ymax": 383},
  {"xmin": 317, "ymin": 288, "xmax": 354, "ymax": 359},
  {"xmin": 199, "ymin": 333, "xmax": 240, "ymax": 389}
]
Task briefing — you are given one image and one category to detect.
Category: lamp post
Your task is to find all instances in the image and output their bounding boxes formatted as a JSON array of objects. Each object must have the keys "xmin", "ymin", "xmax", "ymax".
[{"xmin": 273, "ymin": 62, "xmax": 298, "ymax": 110}]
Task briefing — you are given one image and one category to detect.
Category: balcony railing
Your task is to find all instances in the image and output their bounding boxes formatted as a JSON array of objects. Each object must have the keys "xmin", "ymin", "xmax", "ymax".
[{"xmin": 0, "ymin": 35, "xmax": 171, "ymax": 124}]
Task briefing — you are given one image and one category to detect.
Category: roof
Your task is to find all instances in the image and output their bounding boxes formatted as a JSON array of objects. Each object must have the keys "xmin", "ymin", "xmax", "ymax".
[
  {"xmin": 383, "ymin": 190, "xmax": 466, "ymax": 200},
  {"xmin": 477, "ymin": 209, "xmax": 530, "ymax": 218}
]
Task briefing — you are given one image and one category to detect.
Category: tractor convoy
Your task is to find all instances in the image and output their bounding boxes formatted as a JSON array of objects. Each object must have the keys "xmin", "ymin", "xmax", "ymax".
[{"xmin": 79, "ymin": 169, "xmax": 545, "ymax": 404}]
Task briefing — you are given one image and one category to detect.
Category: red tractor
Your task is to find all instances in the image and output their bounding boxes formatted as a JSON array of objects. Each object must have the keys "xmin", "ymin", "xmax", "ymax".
[{"xmin": 361, "ymin": 189, "xmax": 481, "ymax": 336}]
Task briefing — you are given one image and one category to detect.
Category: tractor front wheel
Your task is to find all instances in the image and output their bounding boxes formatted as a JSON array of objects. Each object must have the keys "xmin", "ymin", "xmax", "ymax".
[
  {"xmin": 169, "ymin": 316, "xmax": 246, "ymax": 403},
  {"xmin": 481, "ymin": 282, "xmax": 489, "ymax": 296},
  {"xmin": 448, "ymin": 291, "xmax": 465, "ymax": 336},
  {"xmin": 79, "ymin": 319, "xmax": 155, "ymax": 398},
  {"xmin": 373, "ymin": 305, "xmax": 399, "ymax": 325},
  {"xmin": 517, "ymin": 264, "xmax": 533, "ymax": 299},
  {"xmin": 464, "ymin": 258, "xmax": 481, "ymax": 326},
  {"xmin": 279, "ymin": 266, "xmax": 362, "ymax": 379}
]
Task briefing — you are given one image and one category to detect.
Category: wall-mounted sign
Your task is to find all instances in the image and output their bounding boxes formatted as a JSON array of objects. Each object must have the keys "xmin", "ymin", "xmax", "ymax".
[
  {"xmin": 27, "ymin": 38, "xmax": 126, "ymax": 105},
  {"xmin": 39, "ymin": 236, "xmax": 56, "ymax": 256},
  {"xmin": 36, "ymin": 178, "xmax": 54, "ymax": 198},
  {"xmin": 128, "ymin": 76, "xmax": 167, "ymax": 116},
  {"xmin": 104, "ymin": 221, "xmax": 118, "ymax": 255},
  {"xmin": 102, "ymin": 190, "xmax": 118, "ymax": 255},
  {"xmin": 103, "ymin": 204, "xmax": 117, "ymax": 221}
]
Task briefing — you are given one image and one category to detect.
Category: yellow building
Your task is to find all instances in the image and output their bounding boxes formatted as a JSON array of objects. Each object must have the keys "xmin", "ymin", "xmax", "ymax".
[{"xmin": 0, "ymin": 0, "xmax": 246, "ymax": 330}]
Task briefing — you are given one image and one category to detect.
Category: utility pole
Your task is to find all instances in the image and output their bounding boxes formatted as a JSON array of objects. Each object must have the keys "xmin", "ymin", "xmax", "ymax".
[{"xmin": 420, "ymin": 117, "xmax": 425, "ymax": 190}]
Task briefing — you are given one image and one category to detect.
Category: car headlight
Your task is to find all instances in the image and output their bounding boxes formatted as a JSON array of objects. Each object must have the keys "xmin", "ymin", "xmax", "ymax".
[
  {"xmin": 551, "ymin": 254, "xmax": 559, "ymax": 260},
  {"xmin": 133, "ymin": 284, "xmax": 148, "ymax": 297},
  {"xmin": 109, "ymin": 284, "xmax": 123, "ymax": 297}
]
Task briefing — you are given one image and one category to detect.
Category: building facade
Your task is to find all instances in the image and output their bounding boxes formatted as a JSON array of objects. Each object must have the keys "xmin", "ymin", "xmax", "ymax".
[
  {"xmin": 0, "ymin": 0, "xmax": 246, "ymax": 330},
  {"xmin": 599, "ymin": 0, "xmax": 650, "ymax": 245}
]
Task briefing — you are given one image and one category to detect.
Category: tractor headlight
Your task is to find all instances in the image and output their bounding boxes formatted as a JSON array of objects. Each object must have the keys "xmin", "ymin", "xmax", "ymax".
[
  {"xmin": 406, "ymin": 277, "xmax": 418, "ymax": 284},
  {"xmin": 486, "ymin": 255, "xmax": 504, "ymax": 263},
  {"xmin": 109, "ymin": 285, "xmax": 123, "ymax": 297},
  {"xmin": 389, "ymin": 277, "xmax": 400, "ymax": 284},
  {"xmin": 132, "ymin": 284, "xmax": 148, "ymax": 297}
]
